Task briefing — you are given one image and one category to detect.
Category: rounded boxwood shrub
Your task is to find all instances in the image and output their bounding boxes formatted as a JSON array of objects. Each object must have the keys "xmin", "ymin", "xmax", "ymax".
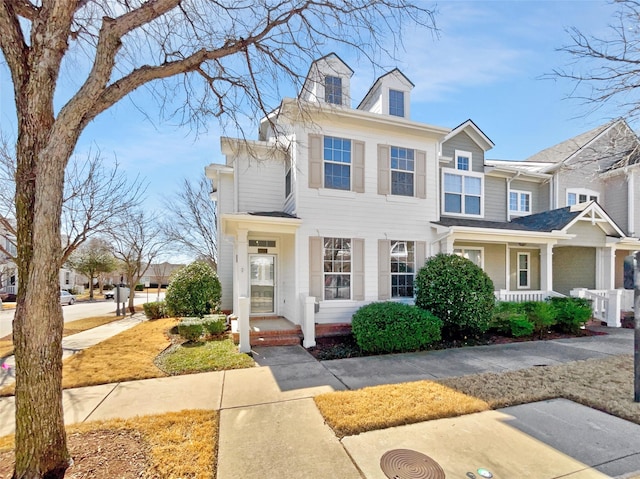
[
  {"xmin": 415, "ymin": 253, "xmax": 495, "ymax": 339},
  {"xmin": 165, "ymin": 261, "xmax": 222, "ymax": 318},
  {"xmin": 351, "ymin": 301, "xmax": 442, "ymax": 354}
]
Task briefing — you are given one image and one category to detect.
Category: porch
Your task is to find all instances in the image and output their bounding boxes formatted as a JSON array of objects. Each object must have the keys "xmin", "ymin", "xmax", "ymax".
[{"xmin": 494, "ymin": 288, "xmax": 634, "ymax": 328}]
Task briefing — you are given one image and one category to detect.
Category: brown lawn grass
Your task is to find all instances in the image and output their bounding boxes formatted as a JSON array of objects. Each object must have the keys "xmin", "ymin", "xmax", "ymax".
[
  {"xmin": 61, "ymin": 318, "xmax": 177, "ymax": 389},
  {"xmin": 0, "ymin": 409, "xmax": 218, "ymax": 479},
  {"xmin": 0, "ymin": 314, "xmax": 126, "ymax": 359},
  {"xmin": 315, "ymin": 381, "xmax": 489, "ymax": 437},
  {"xmin": 315, "ymin": 354, "xmax": 640, "ymax": 438}
]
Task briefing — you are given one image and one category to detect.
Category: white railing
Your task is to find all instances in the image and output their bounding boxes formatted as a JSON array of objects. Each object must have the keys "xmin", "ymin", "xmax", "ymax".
[
  {"xmin": 1, "ymin": 285, "xmax": 16, "ymax": 295},
  {"xmin": 494, "ymin": 290, "xmax": 564, "ymax": 302},
  {"xmin": 570, "ymin": 288, "xmax": 622, "ymax": 327}
]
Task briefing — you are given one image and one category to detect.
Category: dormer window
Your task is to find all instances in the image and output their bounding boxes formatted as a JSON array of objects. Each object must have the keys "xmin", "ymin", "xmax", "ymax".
[
  {"xmin": 325, "ymin": 76, "xmax": 343, "ymax": 105},
  {"xmin": 456, "ymin": 150, "xmax": 471, "ymax": 171},
  {"xmin": 389, "ymin": 89, "xmax": 405, "ymax": 117}
]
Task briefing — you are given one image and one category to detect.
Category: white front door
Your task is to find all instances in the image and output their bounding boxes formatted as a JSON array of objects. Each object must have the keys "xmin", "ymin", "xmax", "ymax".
[{"xmin": 250, "ymin": 255, "xmax": 275, "ymax": 314}]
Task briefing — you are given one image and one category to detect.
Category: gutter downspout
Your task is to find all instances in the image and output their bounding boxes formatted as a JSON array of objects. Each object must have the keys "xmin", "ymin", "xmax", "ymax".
[
  {"xmin": 506, "ymin": 171, "xmax": 521, "ymax": 221},
  {"xmin": 629, "ymin": 170, "xmax": 635, "ymax": 237}
]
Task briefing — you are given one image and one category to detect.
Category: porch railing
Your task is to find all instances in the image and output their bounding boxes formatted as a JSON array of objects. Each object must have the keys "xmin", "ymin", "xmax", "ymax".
[
  {"xmin": 0, "ymin": 285, "xmax": 16, "ymax": 295},
  {"xmin": 570, "ymin": 288, "xmax": 622, "ymax": 327},
  {"xmin": 494, "ymin": 290, "xmax": 564, "ymax": 303}
]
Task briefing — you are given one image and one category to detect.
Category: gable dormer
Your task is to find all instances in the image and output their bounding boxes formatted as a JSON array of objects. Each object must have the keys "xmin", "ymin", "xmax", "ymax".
[
  {"xmin": 357, "ymin": 68, "xmax": 414, "ymax": 119},
  {"xmin": 299, "ymin": 53, "xmax": 353, "ymax": 107}
]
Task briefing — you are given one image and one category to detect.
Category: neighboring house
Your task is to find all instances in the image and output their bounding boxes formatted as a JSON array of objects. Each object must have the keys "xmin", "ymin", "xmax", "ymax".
[{"xmin": 206, "ymin": 54, "xmax": 640, "ymax": 346}]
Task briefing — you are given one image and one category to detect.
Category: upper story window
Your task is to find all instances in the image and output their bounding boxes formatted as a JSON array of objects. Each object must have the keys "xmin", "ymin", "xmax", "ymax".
[
  {"xmin": 509, "ymin": 190, "xmax": 531, "ymax": 215},
  {"xmin": 391, "ymin": 146, "xmax": 414, "ymax": 196},
  {"xmin": 567, "ymin": 188, "xmax": 599, "ymax": 206},
  {"xmin": 442, "ymin": 168, "xmax": 483, "ymax": 217},
  {"xmin": 455, "ymin": 150, "xmax": 471, "ymax": 171},
  {"xmin": 324, "ymin": 136, "xmax": 351, "ymax": 190},
  {"xmin": 285, "ymin": 167, "xmax": 292, "ymax": 198},
  {"xmin": 389, "ymin": 89, "xmax": 405, "ymax": 117},
  {"xmin": 324, "ymin": 237, "xmax": 351, "ymax": 300},
  {"xmin": 390, "ymin": 240, "xmax": 415, "ymax": 298},
  {"xmin": 324, "ymin": 76, "xmax": 342, "ymax": 105}
]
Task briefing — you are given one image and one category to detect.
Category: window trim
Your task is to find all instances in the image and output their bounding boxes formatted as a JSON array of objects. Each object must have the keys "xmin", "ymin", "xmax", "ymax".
[
  {"xmin": 455, "ymin": 150, "xmax": 472, "ymax": 171},
  {"xmin": 389, "ymin": 89, "xmax": 405, "ymax": 117},
  {"xmin": 323, "ymin": 237, "xmax": 352, "ymax": 301},
  {"xmin": 517, "ymin": 252, "xmax": 530, "ymax": 289},
  {"xmin": 390, "ymin": 146, "xmax": 415, "ymax": 197},
  {"xmin": 323, "ymin": 136, "xmax": 352, "ymax": 191},
  {"xmin": 566, "ymin": 188, "xmax": 599, "ymax": 206},
  {"xmin": 441, "ymin": 167, "xmax": 484, "ymax": 217},
  {"xmin": 453, "ymin": 247, "xmax": 484, "ymax": 269},
  {"xmin": 509, "ymin": 189, "xmax": 532, "ymax": 216},
  {"xmin": 324, "ymin": 75, "xmax": 343, "ymax": 105},
  {"xmin": 390, "ymin": 240, "xmax": 415, "ymax": 298}
]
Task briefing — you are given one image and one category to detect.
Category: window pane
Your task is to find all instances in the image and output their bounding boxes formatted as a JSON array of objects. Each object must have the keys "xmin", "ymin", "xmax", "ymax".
[
  {"xmin": 324, "ymin": 237, "xmax": 351, "ymax": 300},
  {"xmin": 444, "ymin": 193, "xmax": 462, "ymax": 213},
  {"xmin": 325, "ymin": 163, "xmax": 350, "ymax": 190},
  {"xmin": 391, "ymin": 171, "xmax": 414, "ymax": 196},
  {"xmin": 457, "ymin": 156, "xmax": 469, "ymax": 171},
  {"xmin": 325, "ymin": 76, "xmax": 342, "ymax": 105},
  {"xmin": 519, "ymin": 271, "xmax": 528, "ymax": 287},
  {"xmin": 389, "ymin": 89, "xmax": 404, "ymax": 117},
  {"xmin": 567, "ymin": 193, "xmax": 576, "ymax": 206},
  {"xmin": 579, "ymin": 194, "xmax": 587, "ymax": 203},
  {"xmin": 521, "ymin": 193, "xmax": 530, "ymax": 212},
  {"xmin": 444, "ymin": 173, "xmax": 462, "ymax": 193},
  {"xmin": 465, "ymin": 195, "xmax": 481, "ymax": 215},
  {"xmin": 391, "ymin": 241, "xmax": 415, "ymax": 297},
  {"xmin": 465, "ymin": 176, "xmax": 481, "ymax": 195},
  {"xmin": 519, "ymin": 254, "xmax": 528, "ymax": 269},
  {"xmin": 465, "ymin": 250, "xmax": 482, "ymax": 267},
  {"xmin": 509, "ymin": 192, "xmax": 518, "ymax": 211}
]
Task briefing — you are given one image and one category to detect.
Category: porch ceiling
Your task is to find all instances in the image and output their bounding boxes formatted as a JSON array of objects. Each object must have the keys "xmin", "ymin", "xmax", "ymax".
[{"xmin": 222, "ymin": 212, "xmax": 302, "ymax": 237}]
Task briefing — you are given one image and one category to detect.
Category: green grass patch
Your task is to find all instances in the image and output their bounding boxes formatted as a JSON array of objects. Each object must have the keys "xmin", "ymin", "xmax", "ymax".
[{"xmin": 156, "ymin": 336, "xmax": 254, "ymax": 374}]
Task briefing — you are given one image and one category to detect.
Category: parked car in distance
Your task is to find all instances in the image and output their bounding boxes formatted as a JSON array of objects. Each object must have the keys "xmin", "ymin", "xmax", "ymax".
[
  {"xmin": 104, "ymin": 289, "xmax": 115, "ymax": 300},
  {"xmin": 60, "ymin": 290, "xmax": 76, "ymax": 305}
]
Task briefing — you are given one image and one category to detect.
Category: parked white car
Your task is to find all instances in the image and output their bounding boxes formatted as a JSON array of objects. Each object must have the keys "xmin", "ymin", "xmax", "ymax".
[{"xmin": 60, "ymin": 290, "xmax": 76, "ymax": 305}]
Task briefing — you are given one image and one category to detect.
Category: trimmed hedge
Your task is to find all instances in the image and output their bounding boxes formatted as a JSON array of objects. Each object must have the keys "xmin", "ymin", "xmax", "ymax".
[
  {"xmin": 177, "ymin": 315, "xmax": 227, "ymax": 342},
  {"xmin": 143, "ymin": 301, "xmax": 167, "ymax": 320},
  {"xmin": 165, "ymin": 261, "xmax": 222, "ymax": 318},
  {"xmin": 351, "ymin": 302, "xmax": 442, "ymax": 354},
  {"xmin": 415, "ymin": 253, "xmax": 495, "ymax": 339},
  {"xmin": 490, "ymin": 303, "xmax": 534, "ymax": 338}
]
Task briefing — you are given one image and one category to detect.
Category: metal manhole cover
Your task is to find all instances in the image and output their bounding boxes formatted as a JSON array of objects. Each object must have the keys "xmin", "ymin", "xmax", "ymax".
[{"xmin": 380, "ymin": 449, "xmax": 446, "ymax": 479}]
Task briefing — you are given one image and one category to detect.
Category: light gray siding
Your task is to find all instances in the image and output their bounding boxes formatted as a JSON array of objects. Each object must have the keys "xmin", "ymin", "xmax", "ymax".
[
  {"xmin": 604, "ymin": 175, "xmax": 628, "ymax": 233},
  {"xmin": 441, "ymin": 131, "xmax": 484, "ymax": 173},
  {"xmin": 553, "ymin": 246, "xmax": 595, "ymax": 295},
  {"xmin": 484, "ymin": 176, "xmax": 507, "ymax": 222}
]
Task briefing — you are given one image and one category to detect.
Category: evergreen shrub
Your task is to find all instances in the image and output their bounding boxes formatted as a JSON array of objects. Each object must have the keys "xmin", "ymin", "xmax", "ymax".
[
  {"xmin": 415, "ymin": 253, "xmax": 495, "ymax": 339},
  {"xmin": 351, "ymin": 301, "xmax": 442, "ymax": 354}
]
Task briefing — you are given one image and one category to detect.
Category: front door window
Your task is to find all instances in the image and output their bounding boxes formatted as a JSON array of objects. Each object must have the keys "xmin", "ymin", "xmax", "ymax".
[{"xmin": 250, "ymin": 255, "xmax": 275, "ymax": 314}]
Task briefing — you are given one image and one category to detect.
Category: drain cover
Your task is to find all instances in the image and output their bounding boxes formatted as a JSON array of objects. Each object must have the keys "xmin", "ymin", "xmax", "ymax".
[{"xmin": 380, "ymin": 449, "xmax": 446, "ymax": 479}]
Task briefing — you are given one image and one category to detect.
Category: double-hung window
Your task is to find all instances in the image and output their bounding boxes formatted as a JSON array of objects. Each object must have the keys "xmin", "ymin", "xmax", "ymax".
[
  {"xmin": 517, "ymin": 252, "xmax": 530, "ymax": 289},
  {"xmin": 390, "ymin": 241, "xmax": 415, "ymax": 298},
  {"xmin": 324, "ymin": 136, "xmax": 351, "ymax": 190},
  {"xmin": 323, "ymin": 238, "xmax": 351, "ymax": 300},
  {"xmin": 325, "ymin": 76, "xmax": 342, "ymax": 105},
  {"xmin": 389, "ymin": 89, "xmax": 405, "ymax": 117},
  {"xmin": 509, "ymin": 190, "xmax": 531, "ymax": 215},
  {"xmin": 391, "ymin": 146, "xmax": 414, "ymax": 196},
  {"xmin": 567, "ymin": 188, "xmax": 599, "ymax": 206}
]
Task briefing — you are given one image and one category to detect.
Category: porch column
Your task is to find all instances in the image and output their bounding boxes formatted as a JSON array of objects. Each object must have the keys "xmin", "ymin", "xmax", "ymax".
[
  {"xmin": 596, "ymin": 246, "xmax": 615, "ymax": 290},
  {"xmin": 234, "ymin": 229, "xmax": 249, "ymax": 315},
  {"xmin": 540, "ymin": 243, "xmax": 553, "ymax": 292}
]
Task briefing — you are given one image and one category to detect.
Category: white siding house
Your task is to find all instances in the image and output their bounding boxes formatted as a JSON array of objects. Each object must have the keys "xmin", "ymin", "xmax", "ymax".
[{"xmin": 207, "ymin": 56, "xmax": 640, "ymax": 344}]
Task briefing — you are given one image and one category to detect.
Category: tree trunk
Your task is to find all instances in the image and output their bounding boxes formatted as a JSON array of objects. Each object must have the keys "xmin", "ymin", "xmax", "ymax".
[
  {"xmin": 634, "ymin": 251, "xmax": 640, "ymax": 402},
  {"xmin": 13, "ymin": 125, "xmax": 73, "ymax": 477}
]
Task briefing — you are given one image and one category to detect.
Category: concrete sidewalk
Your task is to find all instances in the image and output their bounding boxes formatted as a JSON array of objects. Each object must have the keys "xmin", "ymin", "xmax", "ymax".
[{"xmin": 0, "ymin": 327, "xmax": 638, "ymax": 478}]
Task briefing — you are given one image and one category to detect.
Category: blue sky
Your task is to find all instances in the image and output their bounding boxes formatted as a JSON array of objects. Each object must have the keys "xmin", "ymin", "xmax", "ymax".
[{"xmin": 0, "ymin": 0, "xmax": 628, "ymax": 207}]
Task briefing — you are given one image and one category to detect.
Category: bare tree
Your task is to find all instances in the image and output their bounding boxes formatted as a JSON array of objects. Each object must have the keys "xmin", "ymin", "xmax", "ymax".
[
  {"xmin": 0, "ymin": 141, "xmax": 146, "ymax": 262},
  {"xmin": 0, "ymin": 1, "xmax": 434, "ymax": 476},
  {"xmin": 552, "ymin": 0, "xmax": 640, "ymax": 402},
  {"xmin": 163, "ymin": 176, "xmax": 218, "ymax": 267},
  {"xmin": 65, "ymin": 238, "xmax": 117, "ymax": 300},
  {"xmin": 110, "ymin": 211, "xmax": 165, "ymax": 313},
  {"xmin": 151, "ymin": 260, "xmax": 172, "ymax": 300}
]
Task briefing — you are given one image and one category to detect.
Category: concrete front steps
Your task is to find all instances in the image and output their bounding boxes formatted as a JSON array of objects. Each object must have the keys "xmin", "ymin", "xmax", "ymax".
[{"xmin": 232, "ymin": 318, "xmax": 352, "ymax": 347}]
